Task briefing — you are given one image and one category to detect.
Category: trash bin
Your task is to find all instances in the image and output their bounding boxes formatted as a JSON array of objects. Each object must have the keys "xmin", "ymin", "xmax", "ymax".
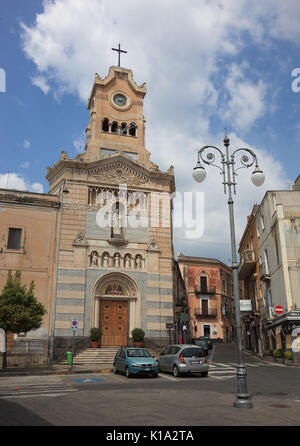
[{"xmin": 67, "ymin": 351, "xmax": 72, "ymax": 365}]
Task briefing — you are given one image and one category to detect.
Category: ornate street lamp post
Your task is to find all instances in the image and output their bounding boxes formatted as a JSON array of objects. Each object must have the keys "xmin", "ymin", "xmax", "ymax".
[{"xmin": 192, "ymin": 132, "xmax": 265, "ymax": 408}]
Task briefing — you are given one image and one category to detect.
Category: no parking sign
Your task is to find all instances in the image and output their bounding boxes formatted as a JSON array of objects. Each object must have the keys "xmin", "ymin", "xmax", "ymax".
[{"xmin": 72, "ymin": 320, "xmax": 79, "ymax": 330}]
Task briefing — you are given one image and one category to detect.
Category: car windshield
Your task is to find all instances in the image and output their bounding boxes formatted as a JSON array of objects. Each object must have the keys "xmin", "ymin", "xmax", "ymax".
[
  {"xmin": 127, "ymin": 349, "xmax": 151, "ymax": 357},
  {"xmin": 181, "ymin": 348, "xmax": 205, "ymax": 358}
]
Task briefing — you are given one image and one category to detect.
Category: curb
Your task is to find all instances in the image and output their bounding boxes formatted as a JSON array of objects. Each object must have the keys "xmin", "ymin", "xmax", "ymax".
[
  {"xmin": 243, "ymin": 349, "xmax": 300, "ymax": 367},
  {"xmin": 0, "ymin": 367, "xmax": 113, "ymax": 377}
]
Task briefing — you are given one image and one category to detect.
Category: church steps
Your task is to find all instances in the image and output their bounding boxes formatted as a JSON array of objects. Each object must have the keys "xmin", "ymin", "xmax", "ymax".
[{"xmin": 68, "ymin": 346, "xmax": 162, "ymax": 366}]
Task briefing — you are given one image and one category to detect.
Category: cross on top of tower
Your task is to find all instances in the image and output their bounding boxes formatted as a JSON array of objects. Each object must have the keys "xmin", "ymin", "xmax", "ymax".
[{"xmin": 112, "ymin": 43, "xmax": 127, "ymax": 67}]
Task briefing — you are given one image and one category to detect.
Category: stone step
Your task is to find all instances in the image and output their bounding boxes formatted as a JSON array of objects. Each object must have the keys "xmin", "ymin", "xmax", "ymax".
[
  {"xmin": 65, "ymin": 346, "xmax": 162, "ymax": 366},
  {"xmin": 73, "ymin": 358, "xmax": 113, "ymax": 364}
]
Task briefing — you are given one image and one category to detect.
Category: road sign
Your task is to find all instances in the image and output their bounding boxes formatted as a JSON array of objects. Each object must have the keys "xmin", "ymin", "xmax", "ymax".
[
  {"xmin": 240, "ymin": 300, "xmax": 252, "ymax": 311},
  {"xmin": 274, "ymin": 305, "xmax": 284, "ymax": 315},
  {"xmin": 71, "ymin": 320, "xmax": 79, "ymax": 330},
  {"xmin": 166, "ymin": 323, "xmax": 173, "ymax": 329}
]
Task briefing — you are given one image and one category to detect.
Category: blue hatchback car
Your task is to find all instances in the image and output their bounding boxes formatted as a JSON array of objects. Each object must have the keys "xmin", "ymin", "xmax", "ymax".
[{"xmin": 113, "ymin": 346, "xmax": 159, "ymax": 378}]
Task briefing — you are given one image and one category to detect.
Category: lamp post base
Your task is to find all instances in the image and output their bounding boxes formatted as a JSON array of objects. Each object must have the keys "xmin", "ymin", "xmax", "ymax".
[{"xmin": 233, "ymin": 394, "xmax": 253, "ymax": 409}]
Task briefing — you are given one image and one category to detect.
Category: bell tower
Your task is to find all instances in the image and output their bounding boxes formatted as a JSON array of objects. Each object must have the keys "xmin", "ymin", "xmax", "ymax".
[{"xmin": 78, "ymin": 66, "xmax": 155, "ymax": 170}]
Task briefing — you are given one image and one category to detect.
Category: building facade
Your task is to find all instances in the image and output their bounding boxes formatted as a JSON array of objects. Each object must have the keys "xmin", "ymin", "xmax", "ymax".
[
  {"xmin": 254, "ymin": 190, "xmax": 300, "ymax": 359},
  {"xmin": 177, "ymin": 254, "xmax": 234, "ymax": 342},
  {"xmin": 238, "ymin": 205, "xmax": 264, "ymax": 354},
  {"xmin": 173, "ymin": 260, "xmax": 189, "ymax": 344},
  {"xmin": 0, "ymin": 189, "xmax": 59, "ymax": 364}
]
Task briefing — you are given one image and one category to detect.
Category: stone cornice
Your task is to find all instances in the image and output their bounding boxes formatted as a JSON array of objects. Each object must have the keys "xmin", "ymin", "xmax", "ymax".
[
  {"xmin": 0, "ymin": 189, "xmax": 59, "ymax": 208},
  {"xmin": 46, "ymin": 153, "xmax": 175, "ymax": 192}
]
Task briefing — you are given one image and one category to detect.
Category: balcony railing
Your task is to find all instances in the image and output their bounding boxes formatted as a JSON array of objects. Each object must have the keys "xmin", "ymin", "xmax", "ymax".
[
  {"xmin": 238, "ymin": 250, "xmax": 256, "ymax": 280},
  {"xmin": 259, "ymin": 263, "xmax": 271, "ymax": 282},
  {"xmin": 194, "ymin": 285, "xmax": 216, "ymax": 295},
  {"xmin": 194, "ymin": 308, "xmax": 217, "ymax": 318}
]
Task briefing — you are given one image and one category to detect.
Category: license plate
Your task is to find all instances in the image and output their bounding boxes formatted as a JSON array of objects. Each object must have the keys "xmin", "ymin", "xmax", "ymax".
[
  {"xmin": 145, "ymin": 368, "xmax": 150, "ymax": 371},
  {"xmin": 191, "ymin": 361, "xmax": 201, "ymax": 364}
]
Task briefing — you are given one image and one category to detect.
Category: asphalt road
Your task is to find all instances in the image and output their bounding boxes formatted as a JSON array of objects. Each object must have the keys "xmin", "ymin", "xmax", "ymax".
[{"xmin": 0, "ymin": 343, "xmax": 300, "ymax": 427}]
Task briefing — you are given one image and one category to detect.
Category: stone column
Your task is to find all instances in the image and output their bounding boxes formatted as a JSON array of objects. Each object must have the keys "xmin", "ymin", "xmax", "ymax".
[{"xmin": 95, "ymin": 298, "xmax": 100, "ymax": 328}]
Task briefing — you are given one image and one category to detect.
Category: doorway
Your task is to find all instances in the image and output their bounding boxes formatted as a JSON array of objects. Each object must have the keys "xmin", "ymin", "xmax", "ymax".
[{"xmin": 100, "ymin": 300, "xmax": 127, "ymax": 346}]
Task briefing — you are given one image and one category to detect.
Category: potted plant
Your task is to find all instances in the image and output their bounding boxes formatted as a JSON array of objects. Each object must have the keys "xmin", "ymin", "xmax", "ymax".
[
  {"xmin": 273, "ymin": 349, "xmax": 283, "ymax": 363},
  {"xmin": 131, "ymin": 328, "xmax": 145, "ymax": 347},
  {"xmin": 283, "ymin": 350, "xmax": 294, "ymax": 364},
  {"xmin": 90, "ymin": 327, "xmax": 102, "ymax": 348}
]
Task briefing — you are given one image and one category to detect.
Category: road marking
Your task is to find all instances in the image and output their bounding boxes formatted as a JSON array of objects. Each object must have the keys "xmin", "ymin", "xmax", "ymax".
[
  {"xmin": 211, "ymin": 362, "xmax": 233, "ymax": 368},
  {"xmin": 209, "ymin": 375, "xmax": 236, "ymax": 380},
  {"xmin": 0, "ymin": 388, "xmax": 77, "ymax": 399},
  {"xmin": 158, "ymin": 373, "xmax": 179, "ymax": 382},
  {"xmin": 108, "ymin": 373, "xmax": 129, "ymax": 384},
  {"xmin": 209, "ymin": 370, "xmax": 236, "ymax": 374},
  {"xmin": 74, "ymin": 377, "xmax": 105, "ymax": 383}
]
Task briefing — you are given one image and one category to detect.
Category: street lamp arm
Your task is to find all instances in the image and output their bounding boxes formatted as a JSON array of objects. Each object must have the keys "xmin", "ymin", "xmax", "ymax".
[
  {"xmin": 231, "ymin": 147, "xmax": 258, "ymax": 171},
  {"xmin": 198, "ymin": 145, "xmax": 226, "ymax": 192},
  {"xmin": 198, "ymin": 145, "xmax": 225, "ymax": 169}
]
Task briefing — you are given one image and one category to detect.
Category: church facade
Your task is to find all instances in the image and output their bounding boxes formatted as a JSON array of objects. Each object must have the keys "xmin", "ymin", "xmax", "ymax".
[{"xmin": 27, "ymin": 65, "xmax": 175, "ymax": 359}]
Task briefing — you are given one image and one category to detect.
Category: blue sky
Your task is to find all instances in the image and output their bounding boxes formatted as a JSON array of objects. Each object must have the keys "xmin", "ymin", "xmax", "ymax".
[{"xmin": 1, "ymin": 0, "xmax": 300, "ymax": 262}]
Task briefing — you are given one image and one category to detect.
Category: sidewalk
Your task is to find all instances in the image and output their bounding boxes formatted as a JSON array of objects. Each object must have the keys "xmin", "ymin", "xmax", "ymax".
[{"xmin": 0, "ymin": 362, "xmax": 113, "ymax": 377}]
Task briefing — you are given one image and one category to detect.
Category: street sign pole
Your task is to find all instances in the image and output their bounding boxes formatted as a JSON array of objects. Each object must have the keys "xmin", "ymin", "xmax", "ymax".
[
  {"xmin": 71, "ymin": 320, "xmax": 79, "ymax": 369},
  {"xmin": 71, "ymin": 329, "xmax": 75, "ymax": 369}
]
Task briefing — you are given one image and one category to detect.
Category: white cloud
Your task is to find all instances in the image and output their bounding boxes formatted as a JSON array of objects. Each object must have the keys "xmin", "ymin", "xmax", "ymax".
[
  {"xmin": 0, "ymin": 173, "xmax": 44, "ymax": 194},
  {"xmin": 31, "ymin": 75, "xmax": 50, "ymax": 94},
  {"xmin": 31, "ymin": 182, "xmax": 44, "ymax": 193},
  {"xmin": 20, "ymin": 161, "xmax": 30, "ymax": 168},
  {"xmin": 23, "ymin": 139, "xmax": 31, "ymax": 149},
  {"xmin": 222, "ymin": 62, "xmax": 267, "ymax": 133}
]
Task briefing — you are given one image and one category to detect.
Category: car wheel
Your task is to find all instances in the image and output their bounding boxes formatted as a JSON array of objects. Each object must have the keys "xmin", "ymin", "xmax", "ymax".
[
  {"xmin": 200, "ymin": 371, "xmax": 208, "ymax": 377},
  {"xmin": 125, "ymin": 367, "xmax": 132, "ymax": 378},
  {"xmin": 173, "ymin": 365, "xmax": 181, "ymax": 377},
  {"xmin": 152, "ymin": 372, "xmax": 158, "ymax": 378},
  {"xmin": 113, "ymin": 364, "xmax": 118, "ymax": 374}
]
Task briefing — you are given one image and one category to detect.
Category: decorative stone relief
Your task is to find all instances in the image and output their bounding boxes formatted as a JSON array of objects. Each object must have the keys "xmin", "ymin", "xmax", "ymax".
[
  {"xmin": 73, "ymin": 231, "xmax": 88, "ymax": 247},
  {"xmin": 87, "ymin": 250, "xmax": 145, "ymax": 270},
  {"xmin": 147, "ymin": 238, "xmax": 160, "ymax": 251}
]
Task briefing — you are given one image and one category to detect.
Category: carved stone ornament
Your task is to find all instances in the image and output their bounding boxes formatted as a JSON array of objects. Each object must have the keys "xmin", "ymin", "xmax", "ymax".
[
  {"xmin": 60, "ymin": 150, "xmax": 69, "ymax": 161},
  {"xmin": 91, "ymin": 166, "xmax": 149, "ymax": 187},
  {"xmin": 147, "ymin": 238, "xmax": 160, "ymax": 252},
  {"xmin": 73, "ymin": 231, "xmax": 88, "ymax": 246}
]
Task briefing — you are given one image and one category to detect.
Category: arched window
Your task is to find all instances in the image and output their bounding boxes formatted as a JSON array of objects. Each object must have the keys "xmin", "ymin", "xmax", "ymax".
[
  {"xmin": 111, "ymin": 121, "xmax": 118, "ymax": 133},
  {"xmin": 102, "ymin": 118, "xmax": 109, "ymax": 132},
  {"xmin": 120, "ymin": 122, "xmax": 127, "ymax": 135},
  {"xmin": 129, "ymin": 122, "xmax": 136, "ymax": 136}
]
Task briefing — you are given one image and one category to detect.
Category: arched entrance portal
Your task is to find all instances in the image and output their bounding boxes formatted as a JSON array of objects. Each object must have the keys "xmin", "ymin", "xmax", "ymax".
[{"xmin": 92, "ymin": 273, "xmax": 140, "ymax": 347}]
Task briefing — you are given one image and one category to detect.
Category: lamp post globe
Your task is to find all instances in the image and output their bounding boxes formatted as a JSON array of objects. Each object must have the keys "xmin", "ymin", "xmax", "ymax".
[
  {"xmin": 192, "ymin": 163, "xmax": 206, "ymax": 183},
  {"xmin": 251, "ymin": 168, "xmax": 265, "ymax": 187}
]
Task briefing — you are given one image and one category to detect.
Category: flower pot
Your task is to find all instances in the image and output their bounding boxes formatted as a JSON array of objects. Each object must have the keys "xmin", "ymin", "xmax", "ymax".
[
  {"xmin": 134, "ymin": 341, "xmax": 143, "ymax": 348},
  {"xmin": 91, "ymin": 342, "xmax": 99, "ymax": 349}
]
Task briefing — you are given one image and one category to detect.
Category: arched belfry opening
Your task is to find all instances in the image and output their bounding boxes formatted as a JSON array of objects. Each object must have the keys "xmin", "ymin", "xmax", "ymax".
[{"xmin": 92, "ymin": 273, "xmax": 140, "ymax": 346}]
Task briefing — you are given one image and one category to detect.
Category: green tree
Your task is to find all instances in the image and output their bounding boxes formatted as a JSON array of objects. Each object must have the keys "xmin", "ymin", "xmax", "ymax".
[{"xmin": 0, "ymin": 271, "xmax": 46, "ymax": 369}]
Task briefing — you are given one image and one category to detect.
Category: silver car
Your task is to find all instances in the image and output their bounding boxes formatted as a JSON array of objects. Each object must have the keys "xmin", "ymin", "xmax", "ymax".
[{"xmin": 158, "ymin": 344, "xmax": 209, "ymax": 377}]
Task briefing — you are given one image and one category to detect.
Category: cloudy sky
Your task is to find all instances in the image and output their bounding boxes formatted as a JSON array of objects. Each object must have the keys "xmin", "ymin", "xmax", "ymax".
[{"xmin": 1, "ymin": 0, "xmax": 300, "ymax": 263}]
